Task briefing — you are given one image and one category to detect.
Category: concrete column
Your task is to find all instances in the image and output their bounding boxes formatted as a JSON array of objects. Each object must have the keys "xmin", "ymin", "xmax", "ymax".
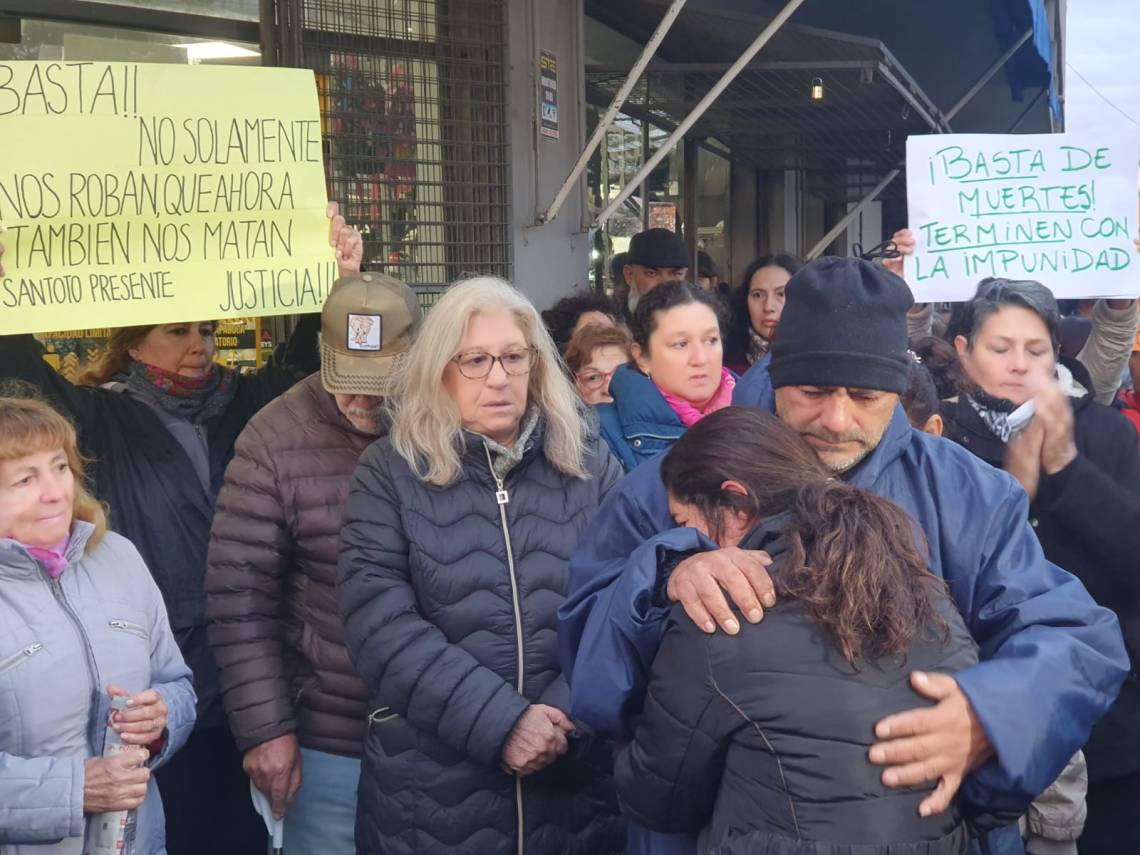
[{"xmin": 508, "ymin": 0, "xmax": 592, "ymax": 309}]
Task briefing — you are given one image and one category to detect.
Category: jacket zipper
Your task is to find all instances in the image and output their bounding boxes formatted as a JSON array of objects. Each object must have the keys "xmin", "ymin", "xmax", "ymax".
[
  {"xmin": 49, "ymin": 577, "xmax": 103, "ymax": 752},
  {"xmin": 483, "ymin": 444, "xmax": 526, "ymax": 855},
  {"xmin": 109, "ymin": 619, "xmax": 150, "ymax": 640},
  {"xmin": 0, "ymin": 642, "xmax": 43, "ymax": 676}
]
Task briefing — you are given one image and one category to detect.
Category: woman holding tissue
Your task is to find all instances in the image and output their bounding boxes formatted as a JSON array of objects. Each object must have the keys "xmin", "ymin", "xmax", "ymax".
[
  {"xmin": 938, "ymin": 278, "xmax": 1140, "ymax": 852},
  {"xmin": 0, "ymin": 396, "xmax": 196, "ymax": 855}
]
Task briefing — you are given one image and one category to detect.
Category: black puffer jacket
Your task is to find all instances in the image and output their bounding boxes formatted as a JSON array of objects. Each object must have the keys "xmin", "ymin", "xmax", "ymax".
[
  {"xmin": 942, "ymin": 359, "xmax": 1140, "ymax": 782},
  {"xmin": 337, "ymin": 421, "xmax": 626, "ymax": 855},
  {"xmin": 615, "ymin": 517, "xmax": 982, "ymax": 855},
  {"xmin": 0, "ymin": 326, "xmax": 315, "ymax": 727}
]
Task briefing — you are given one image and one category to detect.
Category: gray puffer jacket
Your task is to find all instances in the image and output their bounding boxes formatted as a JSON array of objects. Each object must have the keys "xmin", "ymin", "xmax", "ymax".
[
  {"xmin": 0, "ymin": 523, "xmax": 196, "ymax": 855},
  {"xmin": 338, "ymin": 419, "xmax": 626, "ymax": 855}
]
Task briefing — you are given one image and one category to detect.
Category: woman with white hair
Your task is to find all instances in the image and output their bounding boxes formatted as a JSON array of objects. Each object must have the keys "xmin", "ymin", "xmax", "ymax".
[{"xmin": 337, "ymin": 277, "xmax": 625, "ymax": 855}]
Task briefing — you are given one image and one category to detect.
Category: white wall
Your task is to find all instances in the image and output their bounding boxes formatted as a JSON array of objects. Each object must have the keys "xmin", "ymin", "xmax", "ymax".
[{"xmin": 1065, "ymin": 0, "xmax": 1140, "ymax": 137}]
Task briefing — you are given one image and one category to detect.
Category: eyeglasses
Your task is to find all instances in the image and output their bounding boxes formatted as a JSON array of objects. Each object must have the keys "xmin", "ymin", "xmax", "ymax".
[
  {"xmin": 576, "ymin": 367, "xmax": 618, "ymax": 391},
  {"xmin": 452, "ymin": 347, "xmax": 537, "ymax": 380}
]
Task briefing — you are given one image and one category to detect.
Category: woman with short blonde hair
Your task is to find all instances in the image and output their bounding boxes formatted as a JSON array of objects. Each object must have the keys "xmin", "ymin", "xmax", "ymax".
[
  {"xmin": 339, "ymin": 276, "xmax": 625, "ymax": 855},
  {"xmin": 0, "ymin": 395, "xmax": 196, "ymax": 854}
]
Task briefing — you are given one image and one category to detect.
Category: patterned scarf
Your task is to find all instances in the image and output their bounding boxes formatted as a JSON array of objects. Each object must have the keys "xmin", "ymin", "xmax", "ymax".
[
  {"xmin": 119, "ymin": 361, "xmax": 237, "ymax": 425},
  {"xmin": 967, "ymin": 363, "xmax": 1087, "ymax": 444},
  {"xmin": 747, "ymin": 328, "xmax": 771, "ymax": 365},
  {"xmin": 480, "ymin": 406, "xmax": 542, "ymax": 481},
  {"xmin": 968, "ymin": 392, "xmax": 1035, "ymax": 443},
  {"xmin": 659, "ymin": 368, "xmax": 737, "ymax": 428}
]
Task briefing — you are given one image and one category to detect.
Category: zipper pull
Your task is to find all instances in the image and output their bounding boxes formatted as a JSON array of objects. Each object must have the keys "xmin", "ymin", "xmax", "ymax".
[
  {"xmin": 494, "ymin": 476, "xmax": 510, "ymax": 505},
  {"xmin": 484, "ymin": 444, "xmax": 510, "ymax": 505}
]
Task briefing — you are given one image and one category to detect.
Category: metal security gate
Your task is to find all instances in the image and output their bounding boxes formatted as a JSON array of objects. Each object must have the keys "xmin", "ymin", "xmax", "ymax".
[{"xmin": 267, "ymin": 0, "xmax": 511, "ymax": 305}]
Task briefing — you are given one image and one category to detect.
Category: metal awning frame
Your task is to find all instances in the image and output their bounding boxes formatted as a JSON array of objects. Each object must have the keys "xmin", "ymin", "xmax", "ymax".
[
  {"xmin": 588, "ymin": 0, "xmax": 808, "ymax": 229},
  {"xmin": 538, "ymin": 0, "xmax": 689, "ymax": 225},
  {"xmin": 805, "ymin": 26, "xmax": 1035, "ymax": 259},
  {"xmin": 570, "ymin": 6, "xmax": 951, "ymax": 226}
]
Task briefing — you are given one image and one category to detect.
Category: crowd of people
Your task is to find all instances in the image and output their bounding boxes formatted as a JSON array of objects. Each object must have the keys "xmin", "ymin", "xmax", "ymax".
[{"xmin": 0, "ymin": 210, "xmax": 1138, "ymax": 855}]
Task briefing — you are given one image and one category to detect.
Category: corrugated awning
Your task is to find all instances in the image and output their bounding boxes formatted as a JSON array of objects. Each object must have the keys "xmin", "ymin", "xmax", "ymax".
[{"xmin": 585, "ymin": 9, "xmax": 945, "ymax": 203}]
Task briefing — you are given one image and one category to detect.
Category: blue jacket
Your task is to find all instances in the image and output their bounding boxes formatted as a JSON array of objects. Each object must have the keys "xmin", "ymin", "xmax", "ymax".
[
  {"xmin": 558, "ymin": 372, "xmax": 1127, "ymax": 855},
  {"xmin": 596, "ymin": 365, "xmax": 686, "ymax": 473},
  {"xmin": 732, "ymin": 352, "xmax": 774, "ymax": 410}
]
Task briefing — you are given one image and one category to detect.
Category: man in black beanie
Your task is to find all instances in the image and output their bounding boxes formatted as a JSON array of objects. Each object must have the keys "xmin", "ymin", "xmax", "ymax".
[
  {"xmin": 768, "ymin": 256, "xmax": 913, "ymax": 473},
  {"xmin": 561, "ymin": 256, "xmax": 1127, "ymax": 855},
  {"xmin": 623, "ymin": 228, "xmax": 689, "ymax": 314}
]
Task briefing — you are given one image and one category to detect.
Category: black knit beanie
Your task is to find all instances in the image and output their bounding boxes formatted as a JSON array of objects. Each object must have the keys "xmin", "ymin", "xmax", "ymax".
[{"xmin": 769, "ymin": 256, "xmax": 913, "ymax": 394}]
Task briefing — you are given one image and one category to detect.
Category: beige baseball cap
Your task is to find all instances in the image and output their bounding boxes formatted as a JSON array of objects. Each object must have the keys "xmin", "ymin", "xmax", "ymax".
[{"xmin": 320, "ymin": 272, "xmax": 422, "ymax": 397}]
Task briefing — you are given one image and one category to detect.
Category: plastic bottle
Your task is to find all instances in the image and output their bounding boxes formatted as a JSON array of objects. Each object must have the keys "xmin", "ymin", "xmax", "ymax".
[{"xmin": 83, "ymin": 696, "xmax": 138, "ymax": 855}]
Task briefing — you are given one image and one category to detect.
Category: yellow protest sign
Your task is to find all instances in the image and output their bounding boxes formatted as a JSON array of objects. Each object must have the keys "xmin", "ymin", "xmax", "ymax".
[{"xmin": 0, "ymin": 62, "xmax": 336, "ymax": 334}]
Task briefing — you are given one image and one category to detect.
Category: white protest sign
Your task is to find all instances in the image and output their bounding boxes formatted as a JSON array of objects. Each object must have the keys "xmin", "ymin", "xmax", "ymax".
[{"xmin": 904, "ymin": 131, "xmax": 1140, "ymax": 301}]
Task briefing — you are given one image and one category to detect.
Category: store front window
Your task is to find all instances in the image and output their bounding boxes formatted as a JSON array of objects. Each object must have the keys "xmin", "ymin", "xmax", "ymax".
[
  {"xmin": 301, "ymin": 0, "xmax": 510, "ymax": 300},
  {"xmin": 585, "ymin": 105, "xmax": 692, "ymax": 295},
  {"xmin": 645, "ymin": 125, "xmax": 683, "ymax": 234},
  {"xmin": 71, "ymin": 0, "xmax": 259, "ymax": 21},
  {"xmin": 697, "ymin": 146, "xmax": 730, "ymax": 287}
]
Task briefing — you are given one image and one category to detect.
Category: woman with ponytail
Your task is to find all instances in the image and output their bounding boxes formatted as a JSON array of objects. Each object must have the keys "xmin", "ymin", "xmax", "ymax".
[{"xmin": 613, "ymin": 406, "xmax": 986, "ymax": 855}]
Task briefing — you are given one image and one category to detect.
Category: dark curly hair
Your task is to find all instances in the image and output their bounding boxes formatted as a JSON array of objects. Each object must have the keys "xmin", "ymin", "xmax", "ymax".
[
  {"xmin": 662, "ymin": 406, "xmax": 948, "ymax": 666},
  {"xmin": 541, "ymin": 292, "xmax": 619, "ymax": 353},
  {"xmin": 911, "ymin": 336, "xmax": 967, "ymax": 401}
]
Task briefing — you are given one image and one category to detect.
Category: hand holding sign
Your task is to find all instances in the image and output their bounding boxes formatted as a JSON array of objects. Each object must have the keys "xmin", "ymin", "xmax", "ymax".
[{"xmin": 327, "ymin": 202, "xmax": 363, "ymax": 276}]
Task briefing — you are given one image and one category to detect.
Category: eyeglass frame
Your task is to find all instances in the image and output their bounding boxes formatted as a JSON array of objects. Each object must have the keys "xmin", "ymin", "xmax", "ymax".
[
  {"xmin": 575, "ymin": 366, "xmax": 619, "ymax": 391},
  {"xmin": 450, "ymin": 345, "xmax": 538, "ymax": 380}
]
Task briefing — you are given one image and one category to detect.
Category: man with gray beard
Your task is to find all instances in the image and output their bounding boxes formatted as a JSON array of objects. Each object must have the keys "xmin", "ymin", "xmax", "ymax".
[{"xmin": 204, "ymin": 272, "xmax": 422, "ymax": 854}]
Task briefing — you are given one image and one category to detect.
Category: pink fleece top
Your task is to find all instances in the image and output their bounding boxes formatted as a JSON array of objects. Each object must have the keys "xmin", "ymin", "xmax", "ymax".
[{"xmin": 658, "ymin": 368, "xmax": 737, "ymax": 428}]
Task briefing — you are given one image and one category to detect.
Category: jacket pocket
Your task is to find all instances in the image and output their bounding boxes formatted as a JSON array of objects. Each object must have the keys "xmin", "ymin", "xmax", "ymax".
[
  {"xmin": 0, "ymin": 642, "xmax": 44, "ymax": 676},
  {"xmin": 109, "ymin": 618, "xmax": 150, "ymax": 641}
]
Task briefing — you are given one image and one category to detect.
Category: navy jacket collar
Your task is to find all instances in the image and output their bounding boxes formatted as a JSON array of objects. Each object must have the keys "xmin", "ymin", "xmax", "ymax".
[{"xmin": 607, "ymin": 364, "xmax": 685, "ymax": 438}]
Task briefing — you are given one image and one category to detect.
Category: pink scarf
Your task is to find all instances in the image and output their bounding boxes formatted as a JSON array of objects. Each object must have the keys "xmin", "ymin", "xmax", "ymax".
[
  {"xmin": 659, "ymin": 368, "xmax": 737, "ymax": 428},
  {"xmin": 26, "ymin": 537, "xmax": 71, "ymax": 579}
]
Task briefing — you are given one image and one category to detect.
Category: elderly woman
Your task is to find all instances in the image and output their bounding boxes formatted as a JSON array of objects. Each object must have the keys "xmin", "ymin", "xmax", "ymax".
[
  {"xmin": 0, "ymin": 396, "xmax": 196, "ymax": 854},
  {"xmin": 0, "ymin": 210, "xmax": 361, "ymax": 855},
  {"xmin": 598, "ymin": 281, "xmax": 734, "ymax": 471},
  {"xmin": 939, "ymin": 278, "xmax": 1140, "ymax": 853},
  {"xmin": 337, "ymin": 276, "xmax": 625, "ymax": 855},
  {"xmin": 563, "ymin": 322, "xmax": 632, "ymax": 405}
]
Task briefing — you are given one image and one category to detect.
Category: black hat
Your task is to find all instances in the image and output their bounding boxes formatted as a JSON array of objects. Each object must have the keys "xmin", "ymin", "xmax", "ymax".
[
  {"xmin": 627, "ymin": 228, "xmax": 689, "ymax": 269},
  {"xmin": 769, "ymin": 256, "xmax": 913, "ymax": 394}
]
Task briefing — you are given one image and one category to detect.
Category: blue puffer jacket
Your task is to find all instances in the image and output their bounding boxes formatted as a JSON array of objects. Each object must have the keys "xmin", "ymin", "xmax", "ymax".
[
  {"xmin": 338, "ymin": 420, "xmax": 626, "ymax": 855},
  {"xmin": 596, "ymin": 365, "xmax": 686, "ymax": 473},
  {"xmin": 558, "ymin": 389, "xmax": 1127, "ymax": 855},
  {"xmin": 0, "ymin": 523, "xmax": 197, "ymax": 855}
]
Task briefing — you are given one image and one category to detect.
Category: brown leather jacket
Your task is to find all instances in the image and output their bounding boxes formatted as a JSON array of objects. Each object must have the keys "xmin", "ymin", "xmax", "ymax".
[{"xmin": 205, "ymin": 372, "xmax": 376, "ymax": 757}]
